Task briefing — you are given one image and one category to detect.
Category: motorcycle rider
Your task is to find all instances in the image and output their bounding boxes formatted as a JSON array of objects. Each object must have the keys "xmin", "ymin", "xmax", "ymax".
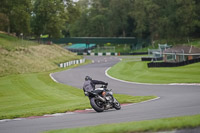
[
  {"xmin": 83, "ymin": 76, "xmax": 108, "ymax": 93},
  {"xmin": 83, "ymin": 76, "xmax": 121, "ymax": 112}
]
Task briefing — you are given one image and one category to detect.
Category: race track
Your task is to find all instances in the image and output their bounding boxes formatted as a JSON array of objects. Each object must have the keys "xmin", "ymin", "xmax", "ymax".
[{"xmin": 0, "ymin": 56, "xmax": 200, "ymax": 133}]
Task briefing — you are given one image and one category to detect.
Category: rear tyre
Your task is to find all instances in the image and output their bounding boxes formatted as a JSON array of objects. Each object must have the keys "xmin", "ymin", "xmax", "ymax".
[
  {"xmin": 90, "ymin": 97, "xmax": 104, "ymax": 112},
  {"xmin": 113, "ymin": 98, "xmax": 121, "ymax": 110}
]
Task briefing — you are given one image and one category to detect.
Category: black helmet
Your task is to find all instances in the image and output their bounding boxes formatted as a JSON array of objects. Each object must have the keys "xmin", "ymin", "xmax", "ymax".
[{"xmin": 85, "ymin": 76, "xmax": 92, "ymax": 81}]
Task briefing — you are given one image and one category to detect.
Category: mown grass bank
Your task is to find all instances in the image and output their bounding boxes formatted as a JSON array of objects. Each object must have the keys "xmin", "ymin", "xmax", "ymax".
[
  {"xmin": 45, "ymin": 114, "xmax": 200, "ymax": 133},
  {"xmin": 107, "ymin": 60, "xmax": 200, "ymax": 84},
  {"xmin": 0, "ymin": 33, "xmax": 81, "ymax": 77}
]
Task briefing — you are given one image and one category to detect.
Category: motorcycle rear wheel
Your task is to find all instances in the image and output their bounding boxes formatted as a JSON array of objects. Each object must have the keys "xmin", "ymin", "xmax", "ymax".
[{"xmin": 90, "ymin": 97, "xmax": 104, "ymax": 112}]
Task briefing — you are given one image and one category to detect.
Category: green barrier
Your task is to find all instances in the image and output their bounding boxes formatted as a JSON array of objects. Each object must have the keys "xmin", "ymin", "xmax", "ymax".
[
  {"xmin": 111, "ymin": 53, "xmax": 115, "ymax": 55},
  {"xmin": 42, "ymin": 37, "xmax": 136, "ymax": 44},
  {"xmin": 77, "ymin": 53, "xmax": 83, "ymax": 55}
]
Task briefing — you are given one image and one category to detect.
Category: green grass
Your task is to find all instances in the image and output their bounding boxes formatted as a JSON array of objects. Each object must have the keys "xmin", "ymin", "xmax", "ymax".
[
  {"xmin": 45, "ymin": 114, "xmax": 200, "ymax": 133},
  {"xmin": 0, "ymin": 33, "xmax": 37, "ymax": 51},
  {"xmin": 0, "ymin": 66, "xmax": 85, "ymax": 119},
  {"xmin": 108, "ymin": 60, "xmax": 200, "ymax": 84},
  {"xmin": 0, "ymin": 67, "xmax": 156, "ymax": 119},
  {"xmin": 189, "ymin": 39, "xmax": 200, "ymax": 48},
  {"xmin": 0, "ymin": 33, "xmax": 81, "ymax": 77}
]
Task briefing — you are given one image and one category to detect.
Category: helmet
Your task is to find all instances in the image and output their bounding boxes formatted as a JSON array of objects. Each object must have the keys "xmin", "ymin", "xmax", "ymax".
[{"xmin": 85, "ymin": 76, "xmax": 92, "ymax": 81}]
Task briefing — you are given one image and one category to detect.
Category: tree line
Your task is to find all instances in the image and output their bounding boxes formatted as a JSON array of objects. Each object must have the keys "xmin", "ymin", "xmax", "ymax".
[{"xmin": 0, "ymin": 0, "xmax": 199, "ymax": 42}]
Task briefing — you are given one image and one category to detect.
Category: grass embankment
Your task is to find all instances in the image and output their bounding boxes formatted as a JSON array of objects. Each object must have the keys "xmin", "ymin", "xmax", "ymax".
[
  {"xmin": 0, "ymin": 33, "xmax": 81, "ymax": 77},
  {"xmin": 45, "ymin": 114, "xmax": 200, "ymax": 133},
  {"xmin": 108, "ymin": 59, "xmax": 200, "ymax": 84},
  {"xmin": 0, "ymin": 33, "xmax": 156, "ymax": 119}
]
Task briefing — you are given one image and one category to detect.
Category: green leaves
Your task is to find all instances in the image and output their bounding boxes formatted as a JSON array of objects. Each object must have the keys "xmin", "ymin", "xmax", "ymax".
[
  {"xmin": 0, "ymin": 0, "xmax": 32, "ymax": 35},
  {"xmin": 0, "ymin": 0, "xmax": 199, "ymax": 39},
  {"xmin": 32, "ymin": 0, "xmax": 68, "ymax": 38}
]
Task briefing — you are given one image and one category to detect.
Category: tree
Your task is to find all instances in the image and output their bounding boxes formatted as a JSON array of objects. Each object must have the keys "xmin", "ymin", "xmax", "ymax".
[
  {"xmin": 156, "ymin": 0, "xmax": 197, "ymax": 41},
  {"xmin": 192, "ymin": 0, "xmax": 200, "ymax": 37},
  {"xmin": 68, "ymin": 9, "xmax": 91, "ymax": 37},
  {"xmin": 32, "ymin": 0, "xmax": 68, "ymax": 38},
  {"xmin": 0, "ymin": 0, "xmax": 32, "ymax": 35},
  {"xmin": 63, "ymin": 0, "xmax": 81, "ymax": 37},
  {"xmin": 88, "ymin": 0, "xmax": 110, "ymax": 36},
  {"xmin": 0, "ymin": 13, "xmax": 9, "ymax": 31},
  {"xmin": 69, "ymin": 0, "xmax": 133, "ymax": 37},
  {"xmin": 69, "ymin": 0, "xmax": 110, "ymax": 37},
  {"xmin": 175, "ymin": 0, "xmax": 196, "ymax": 40},
  {"xmin": 131, "ymin": 0, "xmax": 160, "ymax": 46},
  {"xmin": 109, "ymin": 0, "xmax": 132, "ymax": 37},
  {"xmin": 132, "ymin": 0, "xmax": 197, "ymax": 44}
]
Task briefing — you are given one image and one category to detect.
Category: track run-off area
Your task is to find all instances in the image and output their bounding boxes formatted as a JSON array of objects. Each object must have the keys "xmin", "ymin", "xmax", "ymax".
[{"xmin": 1, "ymin": 56, "xmax": 200, "ymax": 133}]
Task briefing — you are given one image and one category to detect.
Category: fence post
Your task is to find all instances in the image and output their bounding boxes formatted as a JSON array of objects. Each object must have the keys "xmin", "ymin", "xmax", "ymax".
[{"xmin": 60, "ymin": 63, "xmax": 63, "ymax": 68}]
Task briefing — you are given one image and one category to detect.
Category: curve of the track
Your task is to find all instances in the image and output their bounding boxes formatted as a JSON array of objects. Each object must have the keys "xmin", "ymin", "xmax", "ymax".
[{"xmin": 1, "ymin": 56, "xmax": 200, "ymax": 133}]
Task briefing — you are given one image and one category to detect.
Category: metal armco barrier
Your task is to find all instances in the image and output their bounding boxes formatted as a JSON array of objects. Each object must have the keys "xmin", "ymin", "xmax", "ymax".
[
  {"xmin": 142, "ymin": 57, "xmax": 163, "ymax": 61},
  {"xmin": 148, "ymin": 58, "xmax": 200, "ymax": 68}
]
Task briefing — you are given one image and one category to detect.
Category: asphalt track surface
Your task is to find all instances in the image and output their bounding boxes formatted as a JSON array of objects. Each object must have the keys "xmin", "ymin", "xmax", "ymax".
[{"xmin": 1, "ymin": 56, "xmax": 200, "ymax": 133}]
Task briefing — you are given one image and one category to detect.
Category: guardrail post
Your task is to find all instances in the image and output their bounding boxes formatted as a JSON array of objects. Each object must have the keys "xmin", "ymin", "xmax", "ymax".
[
  {"xmin": 60, "ymin": 63, "xmax": 63, "ymax": 68},
  {"xmin": 59, "ymin": 58, "xmax": 86, "ymax": 68}
]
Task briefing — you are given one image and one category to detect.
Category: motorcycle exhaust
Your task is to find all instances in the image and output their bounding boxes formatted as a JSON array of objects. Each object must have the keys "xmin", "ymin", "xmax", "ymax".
[{"xmin": 97, "ymin": 96, "xmax": 106, "ymax": 102}]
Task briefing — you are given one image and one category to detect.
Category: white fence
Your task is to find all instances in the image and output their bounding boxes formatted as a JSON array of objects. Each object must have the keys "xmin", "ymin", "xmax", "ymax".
[
  {"xmin": 59, "ymin": 58, "xmax": 85, "ymax": 68},
  {"xmin": 80, "ymin": 52, "xmax": 118, "ymax": 56}
]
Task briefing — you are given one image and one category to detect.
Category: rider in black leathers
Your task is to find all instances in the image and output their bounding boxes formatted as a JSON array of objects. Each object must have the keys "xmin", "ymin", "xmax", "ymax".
[{"xmin": 83, "ymin": 76, "xmax": 108, "ymax": 92}]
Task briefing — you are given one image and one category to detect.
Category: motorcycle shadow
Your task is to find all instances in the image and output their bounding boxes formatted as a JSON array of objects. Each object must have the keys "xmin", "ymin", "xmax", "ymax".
[{"xmin": 89, "ymin": 109, "xmax": 119, "ymax": 114}]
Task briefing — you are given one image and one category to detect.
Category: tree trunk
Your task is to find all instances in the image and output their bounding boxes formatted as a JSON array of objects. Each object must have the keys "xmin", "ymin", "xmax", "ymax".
[
  {"xmin": 151, "ymin": 34, "xmax": 155, "ymax": 48},
  {"xmin": 7, "ymin": 25, "xmax": 10, "ymax": 34},
  {"xmin": 123, "ymin": 29, "xmax": 126, "ymax": 37}
]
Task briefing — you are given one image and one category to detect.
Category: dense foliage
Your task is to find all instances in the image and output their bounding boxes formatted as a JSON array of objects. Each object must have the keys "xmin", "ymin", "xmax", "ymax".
[{"xmin": 0, "ymin": 0, "xmax": 199, "ymax": 41}]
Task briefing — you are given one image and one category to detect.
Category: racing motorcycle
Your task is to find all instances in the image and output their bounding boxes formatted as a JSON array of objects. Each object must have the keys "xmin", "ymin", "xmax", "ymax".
[{"xmin": 84, "ymin": 85, "xmax": 121, "ymax": 112}]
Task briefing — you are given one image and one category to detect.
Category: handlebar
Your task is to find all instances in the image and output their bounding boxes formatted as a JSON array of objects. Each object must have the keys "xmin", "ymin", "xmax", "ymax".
[{"xmin": 101, "ymin": 84, "xmax": 108, "ymax": 89}]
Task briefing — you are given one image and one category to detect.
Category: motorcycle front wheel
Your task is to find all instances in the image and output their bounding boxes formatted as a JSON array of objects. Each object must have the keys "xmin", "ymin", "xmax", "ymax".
[
  {"xmin": 113, "ymin": 98, "xmax": 121, "ymax": 110},
  {"xmin": 90, "ymin": 97, "xmax": 104, "ymax": 112}
]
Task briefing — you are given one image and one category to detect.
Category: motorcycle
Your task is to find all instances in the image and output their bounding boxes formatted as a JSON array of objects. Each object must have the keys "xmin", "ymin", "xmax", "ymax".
[{"xmin": 84, "ymin": 85, "xmax": 121, "ymax": 112}]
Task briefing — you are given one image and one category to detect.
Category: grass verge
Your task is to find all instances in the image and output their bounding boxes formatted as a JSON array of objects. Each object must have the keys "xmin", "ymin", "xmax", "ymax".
[
  {"xmin": 44, "ymin": 114, "xmax": 200, "ymax": 133},
  {"xmin": 107, "ymin": 59, "xmax": 200, "ymax": 84}
]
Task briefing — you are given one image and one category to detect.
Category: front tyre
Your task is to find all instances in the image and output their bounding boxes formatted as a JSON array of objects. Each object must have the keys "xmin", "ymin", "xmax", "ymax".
[
  {"xmin": 113, "ymin": 98, "xmax": 121, "ymax": 110},
  {"xmin": 90, "ymin": 97, "xmax": 104, "ymax": 112}
]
